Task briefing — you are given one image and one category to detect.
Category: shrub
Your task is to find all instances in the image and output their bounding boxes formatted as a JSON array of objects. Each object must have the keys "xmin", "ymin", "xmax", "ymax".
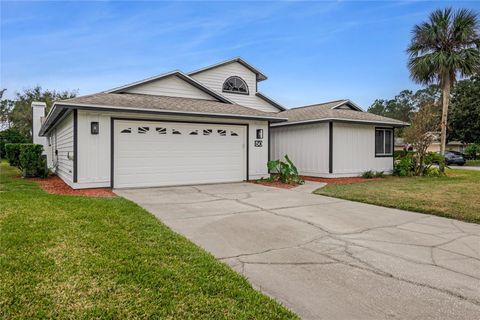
[
  {"xmin": 267, "ymin": 155, "xmax": 304, "ymax": 185},
  {"xmin": 5, "ymin": 143, "xmax": 22, "ymax": 168},
  {"xmin": 393, "ymin": 152, "xmax": 415, "ymax": 176},
  {"xmin": 0, "ymin": 128, "xmax": 28, "ymax": 158},
  {"xmin": 362, "ymin": 170, "xmax": 375, "ymax": 179},
  {"xmin": 5, "ymin": 143, "xmax": 48, "ymax": 178},
  {"xmin": 374, "ymin": 171, "xmax": 385, "ymax": 178},
  {"xmin": 362, "ymin": 170, "xmax": 385, "ymax": 179},
  {"xmin": 465, "ymin": 144, "xmax": 479, "ymax": 160}
]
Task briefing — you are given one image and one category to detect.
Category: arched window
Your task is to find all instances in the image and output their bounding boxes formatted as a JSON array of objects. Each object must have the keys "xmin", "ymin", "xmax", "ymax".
[{"xmin": 222, "ymin": 76, "xmax": 249, "ymax": 94}]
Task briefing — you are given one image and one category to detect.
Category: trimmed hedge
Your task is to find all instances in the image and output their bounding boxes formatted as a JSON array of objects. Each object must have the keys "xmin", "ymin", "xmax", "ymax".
[
  {"xmin": 5, "ymin": 144, "xmax": 22, "ymax": 168},
  {"xmin": 5, "ymin": 143, "xmax": 48, "ymax": 178}
]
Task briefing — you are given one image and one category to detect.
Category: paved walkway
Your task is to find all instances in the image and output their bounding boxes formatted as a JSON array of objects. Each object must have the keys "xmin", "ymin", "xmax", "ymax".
[
  {"xmin": 450, "ymin": 165, "xmax": 480, "ymax": 171},
  {"xmin": 116, "ymin": 182, "xmax": 480, "ymax": 320}
]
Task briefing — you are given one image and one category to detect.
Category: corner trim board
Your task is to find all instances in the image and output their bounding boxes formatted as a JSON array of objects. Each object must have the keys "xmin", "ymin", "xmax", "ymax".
[
  {"xmin": 73, "ymin": 109, "xmax": 78, "ymax": 183},
  {"xmin": 329, "ymin": 121, "xmax": 333, "ymax": 174}
]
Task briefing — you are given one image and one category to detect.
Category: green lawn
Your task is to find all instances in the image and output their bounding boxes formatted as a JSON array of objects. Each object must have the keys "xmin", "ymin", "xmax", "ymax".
[
  {"xmin": 0, "ymin": 162, "xmax": 297, "ymax": 319},
  {"xmin": 466, "ymin": 159, "xmax": 480, "ymax": 166},
  {"xmin": 315, "ymin": 169, "xmax": 480, "ymax": 223}
]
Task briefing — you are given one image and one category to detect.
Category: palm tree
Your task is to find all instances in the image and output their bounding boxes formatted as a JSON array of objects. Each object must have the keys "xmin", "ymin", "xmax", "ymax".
[{"xmin": 407, "ymin": 8, "xmax": 480, "ymax": 156}]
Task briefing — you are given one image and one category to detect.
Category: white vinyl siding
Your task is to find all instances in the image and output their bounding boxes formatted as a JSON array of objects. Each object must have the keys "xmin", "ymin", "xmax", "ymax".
[
  {"xmin": 77, "ymin": 111, "xmax": 111, "ymax": 187},
  {"xmin": 271, "ymin": 123, "xmax": 330, "ymax": 176},
  {"xmin": 190, "ymin": 62, "xmax": 281, "ymax": 113},
  {"xmin": 333, "ymin": 123, "xmax": 393, "ymax": 175},
  {"xmin": 53, "ymin": 113, "xmax": 74, "ymax": 186},
  {"xmin": 124, "ymin": 75, "xmax": 216, "ymax": 100}
]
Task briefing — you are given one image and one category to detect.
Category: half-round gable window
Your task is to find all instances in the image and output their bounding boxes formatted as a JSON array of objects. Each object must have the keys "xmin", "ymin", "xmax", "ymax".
[{"xmin": 222, "ymin": 76, "xmax": 249, "ymax": 95}]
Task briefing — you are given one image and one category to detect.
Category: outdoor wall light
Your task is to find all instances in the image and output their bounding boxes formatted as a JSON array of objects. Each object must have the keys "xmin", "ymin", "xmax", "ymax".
[
  {"xmin": 91, "ymin": 121, "xmax": 99, "ymax": 135},
  {"xmin": 256, "ymin": 129, "xmax": 263, "ymax": 139}
]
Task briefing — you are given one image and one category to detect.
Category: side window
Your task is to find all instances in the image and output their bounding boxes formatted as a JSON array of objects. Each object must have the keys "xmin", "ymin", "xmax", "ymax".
[
  {"xmin": 375, "ymin": 128, "xmax": 393, "ymax": 156},
  {"xmin": 217, "ymin": 129, "xmax": 226, "ymax": 136},
  {"xmin": 121, "ymin": 128, "xmax": 132, "ymax": 133},
  {"xmin": 172, "ymin": 129, "xmax": 182, "ymax": 135},
  {"xmin": 203, "ymin": 129, "xmax": 212, "ymax": 136},
  {"xmin": 230, "ymin": 131, "xmax": 239, "ymax": 136},
  {"xmin": 189, "ymin": 130, "xmax": 198, "ymax": 135}
]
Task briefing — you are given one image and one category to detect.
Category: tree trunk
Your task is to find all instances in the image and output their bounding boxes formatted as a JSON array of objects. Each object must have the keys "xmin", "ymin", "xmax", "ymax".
[{"xmin": 440, "ymin": 76, "xmax": 451, "ymax": 157}]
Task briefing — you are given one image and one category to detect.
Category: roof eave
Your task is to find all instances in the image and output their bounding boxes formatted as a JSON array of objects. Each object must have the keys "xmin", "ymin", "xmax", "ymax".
[
  {"xmin": 271, "ymin": 118, "xmax": 409, "ymax": 128},
  {"xmin": 39, "ymin": 102, "xmax": 287, "ymax": 135},
  {"xmin": 255, "ymin": 92, "xmax": 286, "ymax": 111}
]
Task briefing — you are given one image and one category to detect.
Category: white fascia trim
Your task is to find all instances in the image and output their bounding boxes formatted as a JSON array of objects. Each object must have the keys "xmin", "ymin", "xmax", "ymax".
[
  {"xmin": 53, "ymin": 102, "xmax": 288, "ymax": 121},
  {"xmin": 270, "ymin": 118, "xmax": 409, "ymax": 127},
  {"xmin": 104, "ymin": 70, "xmax": 235, "ymax": 104}
]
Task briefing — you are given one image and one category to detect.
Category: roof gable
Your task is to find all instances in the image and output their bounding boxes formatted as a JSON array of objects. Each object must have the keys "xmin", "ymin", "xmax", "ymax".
[
  {"xmin": 105, "ymin": 71, "xmax": 233, "ymax": 103},
  {"xmin": 188, "ymin": 57, "xmax": 268, "ymax": 82},
  {"xmin": 273, "ymin": 99, "xmax": 408, "ymax": 127}
]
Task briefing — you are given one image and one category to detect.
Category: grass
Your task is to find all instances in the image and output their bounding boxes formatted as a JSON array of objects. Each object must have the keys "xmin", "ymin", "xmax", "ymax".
[
  {"xmin": 466, "ymin": 159, "xmax": 480, "ymax": 166},
  {"xmin": 0, "ymin": 162, "xmax": 297, "ymax": 319},
  {"xmin": 315, "ymin": 169, "xmax": 480, "ymax": 224}
]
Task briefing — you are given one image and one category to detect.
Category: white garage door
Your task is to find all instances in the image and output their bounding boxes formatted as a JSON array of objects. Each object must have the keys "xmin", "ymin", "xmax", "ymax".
[{"xmin": 113, "ymin": 119, "xmax": 247, "ymax": 188}]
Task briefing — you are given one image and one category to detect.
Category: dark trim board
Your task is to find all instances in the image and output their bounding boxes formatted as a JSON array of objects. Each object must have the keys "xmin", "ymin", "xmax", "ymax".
[
  {"xmin": 329, "ymin": 121, "xmax": 333, "ymax": 174},
  {"xmin": 267, "ymin": 124, "xmax": 271, "ymax": 164},
  {"xmin": 73, "ymin": 109, "xmax": 78, "ymax": 183},
  {"xmin": 374, "ymin": 126, "xmax": 394, "ymax": 158},
  {"xmin": 110, "ymin": 117, "xmax": 250, "ymax": 188}
]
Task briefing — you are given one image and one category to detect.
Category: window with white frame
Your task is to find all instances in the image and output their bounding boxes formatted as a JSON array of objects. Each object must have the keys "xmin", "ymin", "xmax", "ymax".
[
  {"xmin": 375, "ymin": 128, "xmax": 393, "ymax": 156},
  {"xmin": 222, "ymin": 76, "xmax": 249, "ymax": 94}
]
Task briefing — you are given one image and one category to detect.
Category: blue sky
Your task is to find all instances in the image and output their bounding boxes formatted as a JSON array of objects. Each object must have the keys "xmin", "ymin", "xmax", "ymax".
[{"xmin": 1, "ymin": 1, "xmax": 479, "ymax": 109}]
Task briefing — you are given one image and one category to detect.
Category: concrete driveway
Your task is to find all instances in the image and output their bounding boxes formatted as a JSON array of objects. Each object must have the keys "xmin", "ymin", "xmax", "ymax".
[{"xmin": 116, "ymin": 182, "xmax": 480, "ymax": 320}]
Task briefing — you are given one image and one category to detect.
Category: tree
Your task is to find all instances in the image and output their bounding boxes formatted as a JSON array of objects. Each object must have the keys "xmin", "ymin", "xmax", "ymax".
[
  {"xmin": 448, "ymin": 75, "xmax": 480, "ymax": 144},
  {"xmin": 404, "ymin": 104, "xmax": 441, "ymax": 175},
  {"xmin": 0, "ymin": 128, "xmax": 28, "ymax": 158},
  {"xmin": 0, "ymin": 89, "xmax": 14, "ymax": 130},
  {"xmin": 407, "ymin": 8, "xmax": 480, "ymax": 156},
  {"xmin": 8, "ymin": 86, "xmax": 77, "ymax": 139},
  {"xmin": 368, "ymin": 85, "xmax": 441, "ymax": 136}
]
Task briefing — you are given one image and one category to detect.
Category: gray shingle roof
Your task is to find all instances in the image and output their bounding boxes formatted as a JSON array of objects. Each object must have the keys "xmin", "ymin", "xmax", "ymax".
[
  {"xmin": 59, "ymin": 92, "xmax": 286, "ymax": 120},
  {"xmin": 273, "ymin": 100, "xmax": 408, "ymax": 127}
]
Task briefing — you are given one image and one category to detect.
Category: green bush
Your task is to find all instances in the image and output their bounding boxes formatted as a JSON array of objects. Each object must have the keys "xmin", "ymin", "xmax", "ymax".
[
  {"xmin": 0, "ymin": 128, "xmax": 28, "ymax": 158},
  {"xmin": 362, "ymin": 170, "xmax": 385, "ymax": 179},
  {"xmin": 5, "ymin": 143, "xmax": 48, "ymax": 178},
  {"xmin": 362, "ymin": 170, "xmax": 375, "ymax": 179},
  {"xmin": 5, "ymin": 143, "xmax": 22, "ymax": 168},
  {"xmin": 393, "ymin": 152, "xmax": 415, "ymax": 176},
  {"xmin": 374, "ymin": 171, "xmax": 385, "ymax": 178},
  {"xmin": 267, "ymin": 155, "xmax": 304, "ymax": 185},
  {"xmin": 465, "ymin": 144, "xmax": 479, "ymax": 160}
]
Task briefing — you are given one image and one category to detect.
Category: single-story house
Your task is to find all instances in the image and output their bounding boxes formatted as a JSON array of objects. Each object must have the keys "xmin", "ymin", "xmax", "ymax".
[
  {"xmin": 33, "ymin": 57, "xmax": 407, "ymax": 189},
  {"xmin": 270, "ymin": 100, "xmax": 407, "ymax": 177}
]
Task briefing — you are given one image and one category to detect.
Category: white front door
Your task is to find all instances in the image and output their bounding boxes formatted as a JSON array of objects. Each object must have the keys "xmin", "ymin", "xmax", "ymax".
[{"xmin": 113, "ymin": 119, "xmax": 247, "ymax": 188}]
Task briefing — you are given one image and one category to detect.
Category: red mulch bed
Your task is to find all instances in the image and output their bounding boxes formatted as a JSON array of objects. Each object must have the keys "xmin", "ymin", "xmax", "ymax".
[
  {"xmin": 250, "ymin": 180, "xmax": 297, "ymax": 189},
  {"xmin": 302, "ymin": 176, "xmax": 382, "ymax": 184},
  {"xmin": 30, "ymin": 175, "xmax": 116, "ymax": 197}
]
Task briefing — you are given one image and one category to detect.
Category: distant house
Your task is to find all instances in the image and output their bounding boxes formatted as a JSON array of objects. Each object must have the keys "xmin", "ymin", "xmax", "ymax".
[
  {"xmin": 395, "ymin": 133, "xmax": 467, "ymax": 153},
  {"xmin": 32, "ymin": 57, "xmax": 407, "ymax": 189}
]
